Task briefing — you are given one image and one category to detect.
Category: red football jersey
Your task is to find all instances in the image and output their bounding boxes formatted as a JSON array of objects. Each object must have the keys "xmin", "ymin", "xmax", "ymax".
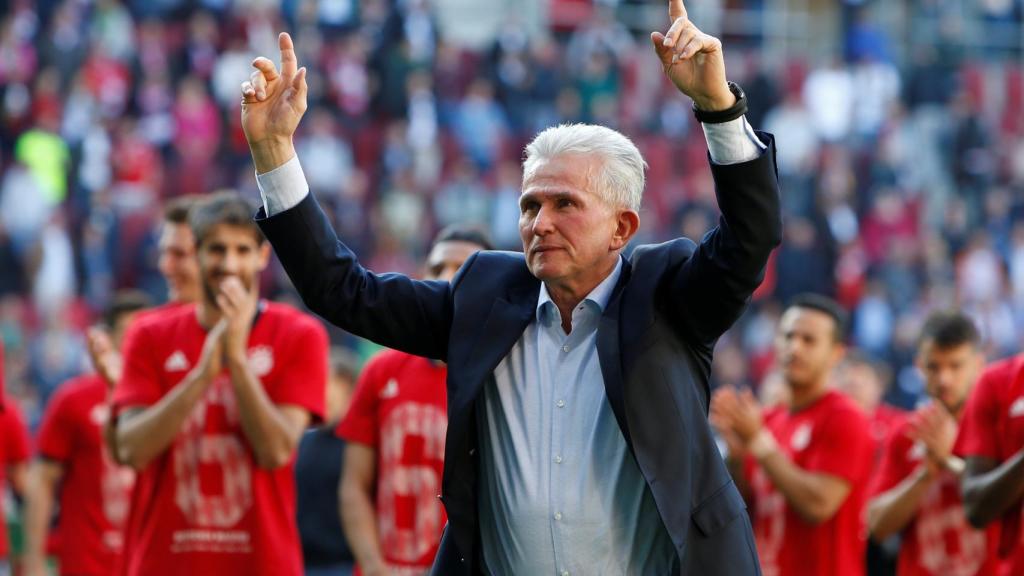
[
  {"xmin": 871, "ymin": 414, "xmax": 998, "ymax": 576},
  {"xmin": 336, "ymin": 349, "xmax": 448, "ymax": 573},
  {"xmin": 37, "ymin": 374, "xmax": 135, "ymax": 575},
  {"xmin": 954, "ymin": 356, "xmax": 1024, "ymax": 576},
  {"xmin": 0, "ymin": 396, "xmax": 30, "ymax": 559},
  {"xmin": 745, "ymin": 390, "xmax": 875, "ymax": 576},
  {"xmin": 113, "ymin": 302, "xmax": 327, "ymax": 576},
  {"xmin": 869, "ymin": 403, "xmax": 907, "ymax": 464}
]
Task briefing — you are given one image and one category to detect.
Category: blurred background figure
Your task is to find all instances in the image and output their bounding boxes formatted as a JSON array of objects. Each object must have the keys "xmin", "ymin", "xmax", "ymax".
[
  {"xmin": 337, "ymin": 225, "xmax": 490, "ymax": 576},
  {"xmin": 712, "ymin": 294, "xmax": 875, "ymax": 576},
  {"xmin": 867, "ymin": 311, "xmax": 997, "ymax": 576},
  {"xmin": 23, "ymin": 290, "xmax": 150, "ymax": 576},
  {"xmin": 294, "ymin": 347, "xmax": 359, "ymax": 576}
]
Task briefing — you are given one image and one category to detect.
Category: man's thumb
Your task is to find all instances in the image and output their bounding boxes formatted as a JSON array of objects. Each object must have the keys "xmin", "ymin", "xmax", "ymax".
[{"xmin": 650, "ymin": 32, "xmax": 671, "ymax": 62}]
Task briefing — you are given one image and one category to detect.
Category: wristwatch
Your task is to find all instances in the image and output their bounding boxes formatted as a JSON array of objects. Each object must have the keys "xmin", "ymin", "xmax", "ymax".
[{"xmin": 692, "ymin": 81, "xmax": 747, "ymax": 124}]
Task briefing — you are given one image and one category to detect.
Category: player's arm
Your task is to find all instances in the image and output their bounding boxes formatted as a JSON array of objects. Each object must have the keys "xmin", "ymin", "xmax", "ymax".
[
  {"xmin": 867, "ymin": 467, "xmax": 936, "ymax": 540},
  {"xmin": 227, "ymin": 353, "xmax": 310, "ymax": 469},
  {"xmin": 752, "ymin": 439, "xmax": 852, "ymax": 524},
  {"xmin": 961, "ymin": 449, "xmax": 1024, "ymax": 528},
  {"xmin": 716, "ymin": 387, "xmax": 853, "ymax": 524},
  {"xmin": 22, "ymin": 459, "xmax": 63, "ymax": 576},
  {"xmin": 116, "ymin": 321, "xmax": 225, "ymax": 469},
  {"xmin": 340, "ymin": 443, "xmax": 388, "ymax": 576}
]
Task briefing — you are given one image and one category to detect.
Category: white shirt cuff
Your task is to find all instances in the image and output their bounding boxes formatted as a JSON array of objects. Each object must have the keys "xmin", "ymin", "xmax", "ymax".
[
  {"xmin": 255, "ymin": 156, "xmax": 310, "ymax": 216},
  {"xmin": 702, "ymin": 116, "xmax": 766, "ymax": 165}
]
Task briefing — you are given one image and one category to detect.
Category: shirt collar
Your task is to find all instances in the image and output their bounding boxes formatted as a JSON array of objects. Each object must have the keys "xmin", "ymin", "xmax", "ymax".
[{"xmin": 536, "ymin": 256, "xmax": 624, "ymax": 323}]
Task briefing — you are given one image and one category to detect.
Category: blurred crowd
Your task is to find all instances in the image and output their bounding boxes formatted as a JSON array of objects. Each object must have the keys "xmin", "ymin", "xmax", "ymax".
[{"xmin": 1, "ymin": 0, "xmax": 1024, "ymax": 422}]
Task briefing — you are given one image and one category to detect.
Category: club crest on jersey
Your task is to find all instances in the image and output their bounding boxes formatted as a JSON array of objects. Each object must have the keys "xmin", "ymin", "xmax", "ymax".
[
  {"xmin": 791, "ymin": 423, "xmax": 812, "ymax": 451},
  {"xmin": 164, "ymin": 350, "xmax": 190, "ymax": 372},
  {"xmin": 1010, "ymin": 396, "xmax": 1024, "ymax": 418},
  {"xmin": 907, "ymin": 440, "xmax": 926, "ymax": 461},
  {"xmin": 380, "ymin": 378, "xmax": 399, "ymax": 399},
  {"xmin": 90, "ymin": 404, "xmax": 111, "ymax": 426},
  {"xmin": 247, "ymin": 346, "xmax": 274, "ymax": 377}
]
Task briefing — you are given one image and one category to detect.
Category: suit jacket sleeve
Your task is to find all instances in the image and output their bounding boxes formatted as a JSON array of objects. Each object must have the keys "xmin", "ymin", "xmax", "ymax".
[
  {"xmin": 255, "ymin": 193, "xmax": 460, "ymax": 361},
  {"xmin": 669, "ymin": 131, "xmax": 782, "ymax": 345}
]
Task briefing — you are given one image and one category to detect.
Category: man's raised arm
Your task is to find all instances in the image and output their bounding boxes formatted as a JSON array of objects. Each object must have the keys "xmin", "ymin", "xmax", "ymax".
[
  {"xmin": 239, "ymin": 33, "xmax": 454, "ymax": 361},
  {"xmin": 651, "ymin": 0, "xmax": 782, "ymax": 344}
]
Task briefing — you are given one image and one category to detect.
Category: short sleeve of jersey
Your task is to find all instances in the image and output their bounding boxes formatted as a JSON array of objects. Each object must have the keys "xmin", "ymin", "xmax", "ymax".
[
  {"xmin": 954, "ymin": 365, "xmax": 1002, "ymax": 460},
  {"xmin": 36, "ymin": 385, "xmax": 75, "ymax": 462},
  {"xmin": 2, "ymin": 401, "xmax": 30, "ymax": 464},
  {"xmin": 112, "ymin": 318, "xmax": 163, "ymax": 415},
  {"xmin": 804, "ymin": 403, "xmax": 873, "ymax": 485},
  {"xmin": 336, "ymin": 354, "xmax": 385, "ymax": 448},
  {"xmin": 264, "ymin": 315, "xmax": 329, "ymax": 424},
  {"xmin": 868, "ymin": 421, "xmax": 914, "ymax": 498}
]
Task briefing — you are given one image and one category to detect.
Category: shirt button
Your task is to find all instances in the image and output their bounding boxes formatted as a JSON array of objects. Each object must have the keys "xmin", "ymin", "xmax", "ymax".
[
  {"xmin": 562, "ymin": 345, "xmax": 569, "ymax": 353},
  {"xmin": 556, "ymin": 399, "xmax": 565, "ymax": 408},
  {"xmin": 554, "ymin": 512, "xmax": 562, "ymax": 521},
  {"xmin": 554, "ymin": 455, "xmax": 563, "ymax": 464}
]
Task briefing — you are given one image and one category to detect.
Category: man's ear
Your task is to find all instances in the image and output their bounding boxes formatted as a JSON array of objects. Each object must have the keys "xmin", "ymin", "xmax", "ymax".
[
  {"xmin": 258, "ymin": 242, "xmax": 272, "ymax": 271},
  {"xmin": 610, "ymin": 209, "xmax": 640, "ymax": 251}
]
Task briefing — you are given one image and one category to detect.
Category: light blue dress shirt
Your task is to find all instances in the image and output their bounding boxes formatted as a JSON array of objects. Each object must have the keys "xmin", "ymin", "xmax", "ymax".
[{"xmin": 477, "ymin": 258, "xmax": 677, "ymax": 575}]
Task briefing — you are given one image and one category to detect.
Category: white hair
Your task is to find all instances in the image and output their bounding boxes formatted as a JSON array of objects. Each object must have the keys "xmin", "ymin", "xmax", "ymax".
[{"xmin": 522, "ymin": 123, "xmax": 647, "ymax": 211}]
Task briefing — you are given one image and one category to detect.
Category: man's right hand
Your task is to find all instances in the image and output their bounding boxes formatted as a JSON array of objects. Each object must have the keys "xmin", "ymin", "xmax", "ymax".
[
  {"xmin": 193, "ymin": 319, "xmax": 228, "ymax": 384},
  {"xmin": 241, "ymin": 32, "xmax": 308, "ymax": 173}
]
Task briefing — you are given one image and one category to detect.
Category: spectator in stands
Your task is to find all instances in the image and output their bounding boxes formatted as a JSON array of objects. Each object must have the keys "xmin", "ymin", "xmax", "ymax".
[
  {"xmin": 868, "ymin": 311, "xmax": 998, "ymax": 576},
  {"xmin": 338, "ymin": 225, "xmax": 490, "ymax": 576},
  {"xmin": 23, "ymin": 291, "xmax": 150, "ymax": 576},
  {"xmin": 712, "ymin": 294, "xmax": 875, "ymax": 576}
]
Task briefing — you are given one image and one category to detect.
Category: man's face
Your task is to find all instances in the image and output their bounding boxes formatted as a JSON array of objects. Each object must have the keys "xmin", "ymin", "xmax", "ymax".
[
  {"xmin": 836, "ymin": 362, "xmax": 883, "ymax": 413},
  {"xmin": 916, "ymin": 341, "xmax": 984, "ymax": 415},
  {"xmin": 425, "ymin": 240, "xmax": 483, "ymax": 282},
  {"xmin": 158, "ymin": 222, "xmax": 200, "ymax": 303},
  {"xmin": 196, "ymin": 224, "xmax": 270, "ymax": 307},
  {"xmin": 775, "ymin": 307, "xmax": 844, "ymax": 391},
  {"xmin": 519, "ymin": 153, "xmax": 630, "ymax": 288}
]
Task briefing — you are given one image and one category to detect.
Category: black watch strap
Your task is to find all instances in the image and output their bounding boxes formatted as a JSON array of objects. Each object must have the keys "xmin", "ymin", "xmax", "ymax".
[{"xmin": 692, "ymin": 81, "xmax": 747, "ymax": 124}]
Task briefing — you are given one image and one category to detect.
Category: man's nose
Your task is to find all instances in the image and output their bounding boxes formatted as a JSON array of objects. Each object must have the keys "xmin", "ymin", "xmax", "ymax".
[
  {"xmin": 221, "ymin": 250, "xmax": 241, "ymax": 272},
  {"xmin": 532, "ymin": 205, "xmax": 554, "ymax": 235}
]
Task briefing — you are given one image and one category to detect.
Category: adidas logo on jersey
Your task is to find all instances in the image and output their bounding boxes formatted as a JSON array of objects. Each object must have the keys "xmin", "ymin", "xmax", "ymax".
[
  {"xmin": 380, "ymin": 378, "xmax": 400, "ymax": 399},
  {"xmin": 1010, "ymin": 396, "xmax": 1024, "ymax": 418},
  {"xmin": 164, "ymin": 350, "xmax": 190, "ymax": 372}
]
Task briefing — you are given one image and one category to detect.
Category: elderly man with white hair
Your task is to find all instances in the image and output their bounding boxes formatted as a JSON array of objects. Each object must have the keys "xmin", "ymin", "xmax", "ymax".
[{"xmin": 241, "ymin": 1, "xmax": 781, "ymax": 574}]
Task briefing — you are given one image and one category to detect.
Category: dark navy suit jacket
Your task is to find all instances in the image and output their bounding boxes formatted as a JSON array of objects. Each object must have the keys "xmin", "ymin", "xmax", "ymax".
[{"xmin": 256, "ymin": 133, "xmax": 781, "ymax": 575}]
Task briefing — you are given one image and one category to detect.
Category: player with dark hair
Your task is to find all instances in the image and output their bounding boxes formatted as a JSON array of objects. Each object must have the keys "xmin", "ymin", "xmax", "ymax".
[
  {"xmin": 23, "ymin": 290, "xmax": 151, "ymax": 576},
  {"xmin": 867, "ymin": 310, "xmax": 997, "ymax": 576},
  {"xmin": 111, "ymin": 191, "xmax": 328, "ymax": 575},
  {"xmin": 956, "ymin": 316, "xmax": 1024, "ymax": 574},
  {"xmin": 337, "ymin": 225, "xmax": 490, "ymax": 576},
  {"xmin": 712, "ymin": 294, "xmax": 875, "ymax": 576}
]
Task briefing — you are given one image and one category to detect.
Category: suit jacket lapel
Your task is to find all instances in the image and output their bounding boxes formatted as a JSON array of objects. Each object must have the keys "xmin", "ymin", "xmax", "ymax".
[
  {"xmin": 597, "ymin": 258, "xmax": 633, "ymax": 448},
  {"xmin": 451, "ymin": 285, "xmax": 538, "ymax": 417}
]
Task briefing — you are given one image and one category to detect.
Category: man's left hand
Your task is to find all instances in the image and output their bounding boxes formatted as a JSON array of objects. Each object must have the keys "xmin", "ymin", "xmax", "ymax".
[
  {"xmin": 909, "ymin": 404, "xmax": 957, "ymax": 471},
  {"xmin": 217, "ymin": 277, "xmax": 259, "ymax": 362},
  {"xmin": 650, "ymin": 0, "xmax": 734, "ymax": 111}
]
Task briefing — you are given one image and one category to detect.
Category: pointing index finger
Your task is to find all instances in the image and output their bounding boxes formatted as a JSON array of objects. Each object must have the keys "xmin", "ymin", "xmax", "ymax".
[
  {"xmin": 279, "ymin": 32, "xmax": 298, "ymax": 78},
  {"xmin": 669, "ymin": 0, "xmax": 687, "ymax": 22}
]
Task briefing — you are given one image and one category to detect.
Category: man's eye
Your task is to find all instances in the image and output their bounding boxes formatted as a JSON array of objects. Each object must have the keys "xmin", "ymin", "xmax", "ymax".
[{"xmin": 558, "ymin": 199, "xmax": 574, "ymax": 208}]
